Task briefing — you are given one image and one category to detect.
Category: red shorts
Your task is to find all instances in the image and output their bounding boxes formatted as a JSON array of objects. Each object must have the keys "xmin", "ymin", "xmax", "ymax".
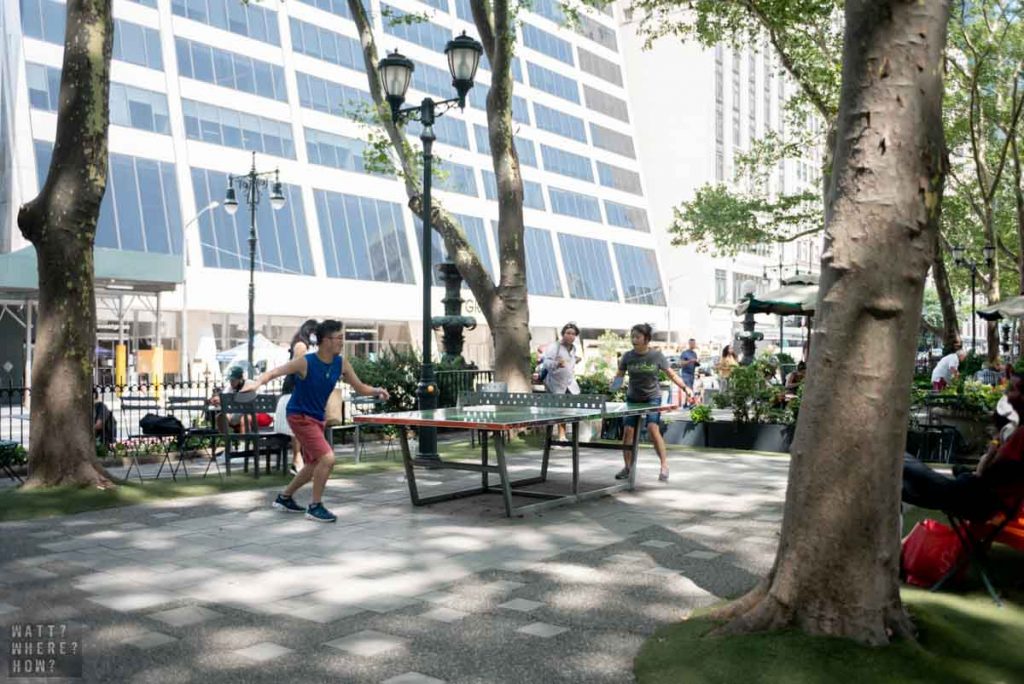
[
  {"xmin": 287, "ymin": 413, "xmax": 330, "ymax": 464},
  {"xmin": 932, "ymin": 379, "xmax": 948, "ymax": 391}
]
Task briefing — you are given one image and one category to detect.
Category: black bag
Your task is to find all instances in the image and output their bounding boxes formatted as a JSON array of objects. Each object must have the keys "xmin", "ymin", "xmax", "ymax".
[{"xmin": 140, "ymin": 413, "xmax": 185, "ymax": 436}]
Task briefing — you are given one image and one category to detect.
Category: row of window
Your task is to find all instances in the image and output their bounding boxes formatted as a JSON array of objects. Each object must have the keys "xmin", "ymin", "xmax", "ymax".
[
  {"xmin": 182, "ymin": 99, "xmax": 297, "ymax": 159},
  {"xmin": 480, "ymin": 170, "xmax": 546, "ymax": 210},
  {"xmin": 472, "ymin": 125, "xmax": 538, "ymax": 168},
  {"xmin": 171, "ymin": 0, "xmax": 280, "ymax": 46},
  {"xmin": 305, "ymin": 128, "xmax": 370, "ymax": 173},
  {"xmin": 290, "ymin": 17, "xmax": 362, "ymax": 70},
  {"xmin": 381, "ymin": 4, "xmax": 452, "ymax": 53},
  {"xmin": 175, "ymin": 38, "xmax": 288, "ymax": 102},
  {"xmin": 297, "ymin": 0, "xmax": 353, "ymax": 20},
  {"xmin": 522, "ymin": 23, "xmax": 574, "ymax": 66},
  {"xmin": 527, "ymin": 62, "xmax": 580, "ymax": 104},
  {"xmin": 31, "ymin": 139, "xmax": 657, "ymax": 300},
  {"xmin": 296, "ymin": 72, "xmax": 375, "ymax": 119}
]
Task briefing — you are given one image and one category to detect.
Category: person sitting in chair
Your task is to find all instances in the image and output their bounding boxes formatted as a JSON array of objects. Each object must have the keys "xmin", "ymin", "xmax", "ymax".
[
  {"xmin": 903, "ymin": 370, "xmax": 1024, "ymax": 520},
  {"xmin": 94, "ymin": 392, "xmax": 116, "ymax": 446},
  {"xmin": 210, "ymin": 366, "xmax": 252, "ymax": 434}
]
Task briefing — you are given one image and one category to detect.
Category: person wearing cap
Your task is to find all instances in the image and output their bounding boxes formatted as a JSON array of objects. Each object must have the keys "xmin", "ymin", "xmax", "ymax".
[{"xmin": 209, "ymin": 365, "xmax": 252, "ymax": 433}]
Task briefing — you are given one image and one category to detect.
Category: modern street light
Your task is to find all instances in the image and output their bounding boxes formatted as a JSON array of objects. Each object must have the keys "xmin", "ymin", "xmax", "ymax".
[
  {"xmin": 223, "ymin": 151, "xmax": 286, "ymax": 375},
  {"xmin": 377, "ymin": 32, "xmax": 483, "ymax": 465},
  {"xmin": 181, "ymin": 200, "xmax": 219, "ymax": 381},
  {"xmin": 952, "ymin": 243, "xmax": 995, "ymax": 353}
]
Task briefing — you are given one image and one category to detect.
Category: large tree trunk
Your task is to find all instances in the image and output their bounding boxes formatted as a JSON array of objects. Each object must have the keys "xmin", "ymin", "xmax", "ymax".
[
  {"xmin": 17, "ymin": 0, "xmax": 115, "ymax": 488},
  {"xmin": 712, "ymin": 0, "xmax": 949, "ymax": 645},
  {"xmin": 931, "ymin": 237, "xmax": 961, "ymax": 351}
]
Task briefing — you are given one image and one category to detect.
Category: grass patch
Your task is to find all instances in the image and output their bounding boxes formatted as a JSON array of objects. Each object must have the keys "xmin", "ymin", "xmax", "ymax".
[
  {"xmin": 0, "ymin": 460, "xmax": 402, "ymax": 522},
  {"xmin": 636, "ymin": 589, "xmax": 1024, "ymax": 684}
]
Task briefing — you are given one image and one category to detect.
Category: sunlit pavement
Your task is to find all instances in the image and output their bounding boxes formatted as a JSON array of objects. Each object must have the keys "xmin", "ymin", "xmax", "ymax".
[{"xmin": 0, "ymin": 446, "xmax": 788, "ymax": 683}]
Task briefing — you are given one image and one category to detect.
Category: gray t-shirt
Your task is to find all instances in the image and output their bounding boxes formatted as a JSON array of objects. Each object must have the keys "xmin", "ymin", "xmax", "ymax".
[{"xmin": 618, "ymin": 349, "xmax": 669, "ymax": 402}]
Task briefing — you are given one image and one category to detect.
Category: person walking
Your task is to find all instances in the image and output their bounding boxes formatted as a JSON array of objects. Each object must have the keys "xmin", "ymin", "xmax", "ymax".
[
  {"xmin": 243, "ymin": 320, "xmax": 389, "ymax": 522},
  {"xmin": 678, "ymin": 338, "xmax": 700, "ymax": 407},
  {"xmin": 716, "ymin": 344, "xmax": 739, "ymax": 393},
  {"xmin": 610, "ymin": 324, "xmax": 691, "ymax": 482},
  {"xmin": 275, "ymin": 319, "xmax": 318, "ymax": 475},
  {"xmin": 541, "ymin": 323, "xmax": 582, "ymax": 443}
]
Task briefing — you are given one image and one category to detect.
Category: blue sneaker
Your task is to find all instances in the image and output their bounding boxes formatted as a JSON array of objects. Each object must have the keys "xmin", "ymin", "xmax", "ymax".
[
  {"xmin": 272, "ymin": 493, "xmax": 303, "ymax": 513},
  {"xmin": 305, "ymin": 502, "xmax": 337, "ymax": 523}
]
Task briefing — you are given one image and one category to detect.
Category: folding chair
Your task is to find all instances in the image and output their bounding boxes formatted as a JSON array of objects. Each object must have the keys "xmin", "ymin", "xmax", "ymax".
[
  {"xmin": 166, "ymin": 396, "xmax": 223, "ymax": 481},
  {"xmin": 120, "ymin": 395, "xmax": 164, "ymax": 483},
  {"xmin": 0, "ymin": 440, "xmax": 23, "ymax": 485}
]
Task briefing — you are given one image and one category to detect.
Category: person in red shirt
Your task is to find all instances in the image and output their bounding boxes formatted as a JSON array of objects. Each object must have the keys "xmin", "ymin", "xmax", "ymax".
[{"xmin": 903, "ymin": 371, "xmax": 1024, "ymax": 519}]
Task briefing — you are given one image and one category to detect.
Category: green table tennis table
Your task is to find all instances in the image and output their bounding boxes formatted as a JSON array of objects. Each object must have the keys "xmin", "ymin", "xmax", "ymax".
[{"xmin": 353, "ymin": 392, "xmax": 676, "ymax": 517}]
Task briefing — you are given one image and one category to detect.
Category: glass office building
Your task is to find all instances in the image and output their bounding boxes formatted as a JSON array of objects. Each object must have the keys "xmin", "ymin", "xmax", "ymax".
[{"xmin": 1, "ymin": 0, "xmax": 663, "ymax": 378}]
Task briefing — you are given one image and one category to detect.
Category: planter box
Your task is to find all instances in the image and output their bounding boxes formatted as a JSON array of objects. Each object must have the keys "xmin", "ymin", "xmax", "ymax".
[{"xmin": 662, "ymin": 420, "xmax": 793, "ymax": 453}]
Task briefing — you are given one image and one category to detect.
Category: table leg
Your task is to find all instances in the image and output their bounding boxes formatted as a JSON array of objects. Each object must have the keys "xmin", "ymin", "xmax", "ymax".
[
  {"xmin": 481, "ymin": 430, "xmax": 489, "ymax": 491},
  {"xmin": 399, "ymin": 428, "xmax": 422, "ymax": 505},
  {"xmin": 571, "ymin": 420, "xmax": 579, "ymax": 495},
  {"xmin": 627, "ymin": 419, "xmax": 642, "ymax": 490},
  {"xmin": 494, "ymin": 431, "xmax": 513, "ymax": 517},
  {"xmin": 541, "ymin": 424, "xmax": 552, "ymax": 481}
]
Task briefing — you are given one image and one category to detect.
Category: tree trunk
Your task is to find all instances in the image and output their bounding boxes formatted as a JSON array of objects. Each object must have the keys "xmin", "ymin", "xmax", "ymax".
[
  {"xmin": 1014, "ymin": 136, "xmax": 1024, "ymax": 296},
  {"xmin": 17, "ymin": 0, "xmax": 115, "ymax": 488},
  {"xmin": 712, "ymin": 0, "xmax": 949, "ymax": 645},
  {"xmin": 931, "ymin": 237, "xmax": 961, "ymax": 351}
]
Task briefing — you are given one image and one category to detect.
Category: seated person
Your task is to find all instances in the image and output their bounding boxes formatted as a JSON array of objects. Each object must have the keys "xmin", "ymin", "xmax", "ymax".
[
  {"xmin": 785, "ymin": 361, "xmax": 807, "ymax": 393},
  {"xmin": 209, "ymin": 366, "xmax": 253, "ymax": 434},
  {"xmin": 974, "ymin": 362, "xmax": 1003, "ymax": 387},
  {"xmin": 94, "ymin": 393, "xmax": 116, "ymax": 446},
  {"xmin": 903, "ymin": 371, "xmax": 1024, "ymax": 520}
]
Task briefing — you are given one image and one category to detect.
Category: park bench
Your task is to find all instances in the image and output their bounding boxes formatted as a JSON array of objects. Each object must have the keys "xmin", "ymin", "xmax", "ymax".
[{"xmin": 218, "ymin": 393, "xmax": 290, "ymax": 477}]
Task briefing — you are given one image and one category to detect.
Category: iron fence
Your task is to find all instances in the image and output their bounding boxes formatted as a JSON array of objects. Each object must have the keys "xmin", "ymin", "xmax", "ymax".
[{"xmin": 436, "ymin": 368, "xmax": 494, "ymax": 408}]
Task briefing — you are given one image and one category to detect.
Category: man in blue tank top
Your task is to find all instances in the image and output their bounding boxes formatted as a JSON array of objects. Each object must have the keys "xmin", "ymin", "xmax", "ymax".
[{"xmin": 243, "ymin": 320, "xmax": 389, "ymax": 522}]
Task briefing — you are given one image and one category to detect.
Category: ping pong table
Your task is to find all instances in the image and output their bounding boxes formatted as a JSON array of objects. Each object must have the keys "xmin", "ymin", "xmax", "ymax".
[{"xmin": 353, "ymin": 392, "xmax": 676, "ymax": 517}]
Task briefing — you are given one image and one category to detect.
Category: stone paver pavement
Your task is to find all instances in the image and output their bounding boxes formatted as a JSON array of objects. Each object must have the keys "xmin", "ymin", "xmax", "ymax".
[{"xmin": 0, "ymin": 445, "xmax": 788, "ymax": 683}]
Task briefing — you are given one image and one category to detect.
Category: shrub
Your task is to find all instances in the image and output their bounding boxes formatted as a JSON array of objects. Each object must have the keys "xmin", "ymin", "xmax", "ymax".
[
  {"xmin": 349, "ymin": 346, "xmax": 421, "ymax": 413},
  {"xmin": 711, "ymin": 360, "xmax": 792, "ymax": 424},
  {"xmin": 689, "ymin": 404, "xmax": 714, "ymax": 424}
]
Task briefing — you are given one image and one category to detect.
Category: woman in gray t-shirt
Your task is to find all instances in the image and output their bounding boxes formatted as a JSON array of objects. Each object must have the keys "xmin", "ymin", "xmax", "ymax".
[{"xmin": 611, "ymin": 323, "xmax": 692, "ymax": 482}]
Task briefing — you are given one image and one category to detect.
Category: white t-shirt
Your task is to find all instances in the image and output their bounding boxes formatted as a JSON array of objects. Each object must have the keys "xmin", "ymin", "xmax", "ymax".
[{"xmin": 931, "ymin": 353, "xmax": 960, "ymax": 383}]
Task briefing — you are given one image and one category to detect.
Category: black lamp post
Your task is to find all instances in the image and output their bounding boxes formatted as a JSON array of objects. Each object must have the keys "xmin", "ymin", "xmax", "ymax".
[
  {"xmin": 952, "ymin": 244, "xmax": 995, "ymax": 353},
  {"xmin": 222, "ymin": 151, "xmax": 286, "ymax": 374},
  {"xmin": 378, "ymin": 32, "xmax": 483, "ymax": 465}
]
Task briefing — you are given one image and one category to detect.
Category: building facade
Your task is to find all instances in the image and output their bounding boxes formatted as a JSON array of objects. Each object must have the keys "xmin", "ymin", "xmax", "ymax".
[
  {"xmin": 618, "ymin": 9, "xmax": 823, "ymax": 359},
  {"xmin": 1, "ymin": 0, "xmax": 666, "ymax": 384}
]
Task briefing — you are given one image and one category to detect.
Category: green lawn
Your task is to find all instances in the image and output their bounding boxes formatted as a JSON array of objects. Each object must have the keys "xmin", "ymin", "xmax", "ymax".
[
  {"xmin": 0, "ymin": 460, "xmax": 403, "ymax": 522},
  {"xmin": 636, "ymin": 504, "xmax": 1024, "ymax": 684}
]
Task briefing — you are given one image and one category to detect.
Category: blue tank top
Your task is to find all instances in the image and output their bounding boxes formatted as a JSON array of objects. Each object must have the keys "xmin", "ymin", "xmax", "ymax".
[{"xmin": 287, "ymin": 352, "xmax": 342, "ymax": 421}]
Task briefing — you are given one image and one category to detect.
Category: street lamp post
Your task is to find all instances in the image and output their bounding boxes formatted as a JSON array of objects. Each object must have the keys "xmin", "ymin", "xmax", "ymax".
[
  {"xmin": 181, "ymin": 201, "xmax": 220, "ymax": 381},
  {"xmin": 377, "ymin": 32, "xmax": 484, "ymax": 465},
  {"xmin": 222, "ymin": 152, "xmax": 286, "ymax": 375},
  {"xmin": 952, "ymin": 244, "xmax": 995, "ymax": 353}
]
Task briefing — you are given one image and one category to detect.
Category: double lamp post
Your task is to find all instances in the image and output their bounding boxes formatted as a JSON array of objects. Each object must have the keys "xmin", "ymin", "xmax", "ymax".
[
  {"xmin": 376, "ymin": 32, "xmax": 484, "ymax": 465},
  {"xmin": 951, "ymin": 243, "xmax": 994, "ymax": 352}
]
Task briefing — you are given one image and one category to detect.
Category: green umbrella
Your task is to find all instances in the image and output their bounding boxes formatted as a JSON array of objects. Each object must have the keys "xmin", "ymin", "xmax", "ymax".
[
  {"xmin": 734, "ymin": 273, "xmax": 820, "ymax": 316},
  {"xmin": 978, "ymin": 295, "xmax": 1024, "ymax": 321}
]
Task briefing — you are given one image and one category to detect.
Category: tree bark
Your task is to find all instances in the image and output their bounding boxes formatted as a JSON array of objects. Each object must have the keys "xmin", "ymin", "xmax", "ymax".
[
  {"xmin": 711, "ymin": 0, "xmax": 950, "ymax": 645},
  {"xmin": 17, "ymin": 0, "xmax": 115, "ymax": 488},
  {"xmin": 931, "ymin": 236, "xmax": 961, "ymax": 352},
  {"xmin": 348, "ymin": 0, "xmax": 530, "ymax": 390}
]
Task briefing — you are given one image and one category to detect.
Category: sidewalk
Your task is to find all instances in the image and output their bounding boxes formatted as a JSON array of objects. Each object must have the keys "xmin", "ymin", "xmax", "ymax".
[{"xmin": 0, "ymin": 445, "xmax": 788, "ymax": 683}]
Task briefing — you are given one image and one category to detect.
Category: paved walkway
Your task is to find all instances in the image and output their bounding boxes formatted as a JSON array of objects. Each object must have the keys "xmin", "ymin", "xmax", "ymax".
[{"xmin": 0, "ymin": 445, "xmax": 788, "ymax": 683}]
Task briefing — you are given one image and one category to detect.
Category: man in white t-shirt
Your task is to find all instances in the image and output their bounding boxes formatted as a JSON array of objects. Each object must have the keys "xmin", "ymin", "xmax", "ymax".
[{"xmin": 931, "ymin": 348, "xmax": 967, "ymax": 390}]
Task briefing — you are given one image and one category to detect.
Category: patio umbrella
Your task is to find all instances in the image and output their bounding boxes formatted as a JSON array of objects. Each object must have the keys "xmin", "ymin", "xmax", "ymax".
[
  {"xmin": 978, "ymin": 295, "xmax": 1024, "ymax": 321},
  {"xmin": 734, "ymin": 273, "xmax": 820, "ymax": 317}
]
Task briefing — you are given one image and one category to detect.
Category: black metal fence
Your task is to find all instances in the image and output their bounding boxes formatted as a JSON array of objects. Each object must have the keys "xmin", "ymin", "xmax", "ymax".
[{"xmin": 436, "ymin": 368, "xmax": 494, "ymax": 408}]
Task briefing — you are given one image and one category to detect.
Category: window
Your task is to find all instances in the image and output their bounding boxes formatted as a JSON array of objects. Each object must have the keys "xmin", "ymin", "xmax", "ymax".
[
  {"xmin": 549, "ymin": 187, "xmax": 601, "ymax": 222},
  {"xmin": 296, "ymin": 72, "xmax": 373, "ymax": 118},
  {"xmin": 410, "ymin": 61, "xmax": 460, "ymax": 101},
  {"xmin": 522, "ymin": 23, "xmax": 574, "ymax": 65},
  {"xmin": 480, "ymin": 54, "xmax": 523, "ymax": 83},
  {"xmin": 574, "ymin": 14, "xmax": 617, "ymax": 52},
  {"xmin": 472, "ymin": 125, "xmax": 537, "ymax": 167},
  {"xmin": 34, "ymin": 141, "xmax": 183, "ymax": 255},
  {"xmin": 176, "ymin": 38, "xmax": 287, "ymax": 101},
  {"xmin": 533, "ymin": 103, "xmax": 586, "ymax": 142},
  {"xmin": 541, "ymin": 145, "xmax": 593, "ymax": 182},
  {"xmin": 529, "ymin": 0, "xmax": 565, "ymax": 24},
  {"xmin": 583, "ymin": 85, "xmax": 628, "ymax": 122},
  {"xmin": 171, "ymin": 0, "xmax": 280, "ymax": 45},
  {"xmin": 296, "ymin": 0, "xmax": 353, "ymax": 19},
  {"xmin": 127, "ymin": 0, "xmax": 157, "ymax": 6},
  {"xmin": 604, "ymin": 201, "xmax": 649, "ymax": 232},
  {"xmin": 110, "ymin": 83, "xmax": 170, "ymax": 134},
  {"xmin": 596, "ymin": 162, "xmax": 643, "ymax": 195},
  {"xmin": 523, "ymin": 227, "xmax": 563, "ymax": 296},
  {"xmin": 421, "ymin": 215, "xmax": 493, "ymax": 286},
  {"xmin": 578, "ymin": 48, "xmax": 622, "ymax": 86},
  {"xmin": 20, "ymin": 0, "xmax": 67, "ymax": 44},
  {"xmin": 715, "ymin": 269, "xmax": 727, "ymax": 304},
  {"xmin": 407, "ymin": 116, "xmax": 470, "ymax": 149},
  {"xmin": 305, "ymin": 128, "xmax": 370, "ymax": 172},
  {"xmin": 590, "ymin": 123, "xmax": 635, "ymax": 159},
  {"xmin": 25, "ymin": 63, "xmax": 61, "ymax": 111},
  {"xmin": 191, "ymin": 167, "xmax": 313, "ymax": 275},
  {"xmin": 381, "ymin": 4, "xmax": 451, "ymax": 52},
  {"xmin": 182, "ymin": 99, "xmax": 296, "ymax": 158},
  {"xmin": 468, "ymin": 87, "xmax": 531, "ymax": 124},
  {"xmin": 732, "ymin": 50, "xmax": 741, "ymax": 148},
  {"xmin": 481, "ymin": 171, "xmax": 545, "ymax": 209},
  {"xmin": 113, "ymin": 20, "xmax": 163, "ymax": 70},
  {"xmin": 435, "ymin": 161, "xmax": 478, "ymax": 196},
  {"xmin": 289, "ymin": 18, "xmax": 361, "ymax": 70},
  {"xmin": 715, "ymin": 44, "xmax": 725, "ymax": 182},
  {"xmin": 527, "ymin": 63, "xmax": 579, "ymax": 104},
  {"xmin": 614, "ymin": 244, "xmax": 664, "ymax": 306},
  {"xmin": 416, "ymin": 0, "xmax": 449, "ymax": 11},
  {"xmin": 313, "ymin": 189, "xmax": 414, "ymax": 283},
  {"xmin": 748, "ymin": 50, "xmax": 757, "ymax": 143},
  {"xmin": 558, "ymin": 234, "xmax": 618, "ymax": 302},
  {"xmin": 454, "ymin": 0, "xmax": 472, "ymax": 21}
]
